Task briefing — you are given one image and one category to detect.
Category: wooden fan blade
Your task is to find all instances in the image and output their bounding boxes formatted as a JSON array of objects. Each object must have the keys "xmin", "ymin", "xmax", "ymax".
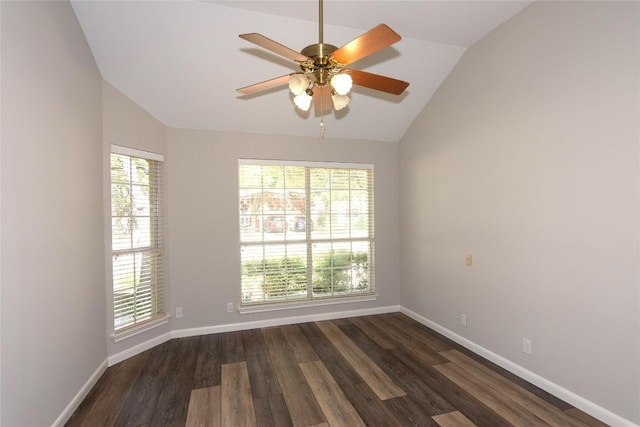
[
  {"xmin": 239, "ymin": 33, "xmax": 311, "ymax": 63},
  {"xmin": 331, "ymin": 24, "xmax": 401, "ymax": 66},
  {"xmin": 313, "ymin": 86, "xmax": 332, "ymax": 114},
  {"xmin": 347, "ymin": 69, "xmax": 409, "ymax": 95},
  {"xmin": 237, "ymin": 74, "xmax": 293, "ymax": 95}
]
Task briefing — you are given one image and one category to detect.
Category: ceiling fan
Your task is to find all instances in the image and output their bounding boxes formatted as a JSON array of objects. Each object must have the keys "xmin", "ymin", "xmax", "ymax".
[{"xmin": 236, "ymin": 0, "xmax": 409, "ymax": 115}]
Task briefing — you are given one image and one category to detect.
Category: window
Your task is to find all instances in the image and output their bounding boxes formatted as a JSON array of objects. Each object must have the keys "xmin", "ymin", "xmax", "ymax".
[
  {"xmin": 110, "ymin": 146, "xmax": 165, "ymax": 332},
  {"xmin": 239, "ymin": 160, "xmax": 374, "ymax": 307}
]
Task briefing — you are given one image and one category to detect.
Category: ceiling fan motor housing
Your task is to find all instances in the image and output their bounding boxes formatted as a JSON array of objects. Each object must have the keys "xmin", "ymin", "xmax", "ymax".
[{"xmin": 300, "ymin": 43, "xmax": 340, "ymax": 87}]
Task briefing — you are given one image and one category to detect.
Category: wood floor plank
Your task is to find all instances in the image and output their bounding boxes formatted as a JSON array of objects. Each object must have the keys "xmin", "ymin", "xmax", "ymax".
[
  {"xmin": 114, "ymin": 340, "xmax": 177, "ymax": 426},
  {"xmin": 385, "ymin": 313, "xmax": 453, "ymax": 353},
  {"xmin": 253, "ymin": 394, "xmax": 293, "ymax": 427},
  {"xmin": 350, "ymin": 315, "xmax": 397, "ymax": 349},
  {"xmin": 280, "ymin": 323, "xmax": 319, "ymax": 363},
  {"xmin": 371, "ymin": 314, "xmax": 450, "ymax": 365},
  {"xmin": 221, "ymin": 362, "xmax": 257, "ymax": 427},
  {"xmin": 65, "ymin": 357, "xmax": 128, "ymax": 426},
  {"xmin": 150, "ymin": 336, "xmax": 200, "ymax": 426},
  {"xmin": 253, "ymin": 398, "xmax": 273, "ymax": 427},
  {"xmin": 300, "ymin": 360, "xmax": 366, "ymax": 427},
  {"xmin": 297, "ymin": 322, "xmax": 363, "ymax": 387},
  {"xmin": 340, "ymin": 323, "xmax": 455, "ymax": 415},
  {"xmin": 330, "ymin": 317, "xmax": 353, "ymax": 326},
  {"xmin": 342, "ymin": 382, "xmax": 405, "ymax": 427},
  {"xmin": 432, "ymin": 410, "xmax": 476, "ymax": 426},
  {"xmin": 564, "ymin": 408, "xmax": 610, "ymax": 427},
  {"xmin": 384, "ymin": 396, "xmax": 441, "ymax": 426},
  {"xmin": 242, "ymin": 329, "xmax": 282, "ymax": 398},
  {"xmin": 66, "ymin": 349, "xmax": 149, "ymax": 427},
  {"xmin": 261, "ymin": 327, "xmax": 326, "ymax": 427},
  {"xmin": 194, "ymin": 333, "xmax": 222, "ymax": 389},
  {"xmin": 440, "ymin": 349, "xmax": 589, "ymax": 427},
  {"xmin": 266, "ymin": 394, "xmax": 294, "ymax": 427},
  {"xmin": 315, "ymin": 320, "xmax": 406, "ymax": 400},
  {"xmin": 435, "ymin": 362, "xmax": 552, "ymax": 426},
  {"xmin": 389, "ymin": 347, "xmax": 513, "ymax": 427},
  {"xmin": 221, "ymin": 331, "xmax": 245, "ymax": 364},
  {"xmin": 186, "ymin": 386, "xmax": 221, "ymax": 427}
]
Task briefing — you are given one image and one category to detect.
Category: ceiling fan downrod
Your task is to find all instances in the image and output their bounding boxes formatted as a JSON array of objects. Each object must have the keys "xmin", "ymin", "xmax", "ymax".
[
  {"xmin": 319, "ymin": 0, "xmax": 323, "ymax": 44},
  {"xmin": 299, "ymin": 0, "xmax": 341, "ymax": 88}
]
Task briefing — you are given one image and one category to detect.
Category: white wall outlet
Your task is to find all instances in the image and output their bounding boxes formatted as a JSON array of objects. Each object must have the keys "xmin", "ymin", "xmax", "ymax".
[
  {"xmin": 465, "ymin": 253, "xmax": 473, "ymax": 267},
  {"xmin": 176, "ymin": 307, "xmax": 183, "ymax": 318},
  {"xmin": 523, "ymin": 338, "xmax": 532, "ymax": 355},
  {"xmin": 461, "ymin": 314, "xmax": 467, "ymax": 327},
  {"xmin": 227, "ymin": 302, "xmax": 234, "ymax": 313}
]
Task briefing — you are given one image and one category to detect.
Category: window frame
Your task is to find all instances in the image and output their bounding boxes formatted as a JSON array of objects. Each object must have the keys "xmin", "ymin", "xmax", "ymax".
[
  {"xmin": 238, "ymin": 159, "xmax": 376, "ymax": 312},
  {"xmin": 110, "ymin": 145, "xmax": 167, "ymax": 339}
]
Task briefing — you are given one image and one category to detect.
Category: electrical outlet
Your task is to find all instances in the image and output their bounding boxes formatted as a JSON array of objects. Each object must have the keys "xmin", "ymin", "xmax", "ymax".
[
  {"xmin": 227, "ymin": 302, "xmax": 234, "ymax": 313},
  {"xmin": 461, "ymin": 314, "xmax": 467, "ymax": 327},
  {"xmin": 522, "ymin": 338, "xmax": 532, "ymax": 355},
  {"xmin": 176, "ymin": 307, "xmax": 183, "ymax": 318},
  {"xmin": 465, "ymin": 253, "xmax": 473, "ymax": 267}
]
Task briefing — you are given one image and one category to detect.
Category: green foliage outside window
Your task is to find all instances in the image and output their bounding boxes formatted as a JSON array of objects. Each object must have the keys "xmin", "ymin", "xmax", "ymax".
[
  {"xmin": 242, "ymin": 257, "xmax": 307, "ymax": 298},
  {"xmin": 242, "ymin": 250, "xmax": 368, "ymax": 300},
  {"xmin": 313, "ymin": 250, "xmax": 368, "ymax": 293}
]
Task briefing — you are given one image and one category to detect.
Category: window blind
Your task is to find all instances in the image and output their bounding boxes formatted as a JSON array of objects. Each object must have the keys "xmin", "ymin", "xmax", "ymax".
[
  {"xmin": 111, "ymin": 146, "xmax": 165, "ymax": 332},
  {"xmin": 239, "ymin": 160, "xmax": 374, "ymax": 306}
]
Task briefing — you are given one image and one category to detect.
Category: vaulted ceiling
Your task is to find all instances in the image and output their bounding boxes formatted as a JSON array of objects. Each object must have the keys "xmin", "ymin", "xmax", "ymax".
[{"xmin": 71, "ymin": 1, "xmax": 533, "ymax": 142}]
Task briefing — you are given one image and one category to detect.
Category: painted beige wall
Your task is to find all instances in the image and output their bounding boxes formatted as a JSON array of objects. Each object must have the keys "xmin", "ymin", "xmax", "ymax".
[
  {"xmin": 399, "ymin": 1, "xmax": 640, "ymax": 423},
  {"xmin": 0, "ymin": 2, "xmax": 105, "ymax": 425},
  {"xmin": 102, "ymin": 82, "xmax": 169, "ymax": 357},
  {"xmin": 166, "ymin": 128, "xmax": 401, "ymax": 329}
]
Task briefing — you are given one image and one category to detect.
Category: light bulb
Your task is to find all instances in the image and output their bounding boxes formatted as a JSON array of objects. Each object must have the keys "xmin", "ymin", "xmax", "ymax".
[
  {"xmin": 289, "ymin": 74, "xmax": 309, "ymax": 96},
  {"xmin": 293, "ymin": 91, "xmax": 313, "ymax": 111},
  {"xmin": 330, "ymin": 73, "xmax": 352, "ymax": 96},
  {"xmin": 331, "ymin": 93, "xmax": 350, "ymax": 111}
]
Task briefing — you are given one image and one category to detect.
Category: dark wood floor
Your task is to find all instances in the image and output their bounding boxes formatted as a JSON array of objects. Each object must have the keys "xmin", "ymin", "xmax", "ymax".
[{"xmin": 66, "ymin": 313, "xmax": 608, "ymax": 427}]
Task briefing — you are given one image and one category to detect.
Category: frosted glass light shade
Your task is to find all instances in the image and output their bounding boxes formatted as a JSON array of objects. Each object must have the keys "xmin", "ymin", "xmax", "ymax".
[
  {"xmin": 331, "ymin": 94, "xmax": 350, "ymax": 111},
  {"xmin": 289, "ymin": 74, "xmax": 310, "ymax": 96},
  {"xmin": 330, "ymin": 73, "xmax": 352, "ymax": 95},
  {"xmin": 293, "ymin": 92, "xmax": 313, "ymax": 111}
]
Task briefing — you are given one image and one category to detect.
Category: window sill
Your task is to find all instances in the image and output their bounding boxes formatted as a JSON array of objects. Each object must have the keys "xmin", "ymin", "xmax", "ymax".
[
  {"xmin": 112, "ymin": 314, "xmax": 171, "ymax": 342},
  {"xmin": 238, "ymin": 293, "xmax": 378, "ymax": 314}
]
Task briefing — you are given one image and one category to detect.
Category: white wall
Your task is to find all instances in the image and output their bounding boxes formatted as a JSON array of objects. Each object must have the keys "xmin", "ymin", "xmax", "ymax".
[
  {"xmin": 166, "ymin": 129, "xmax": 401, "ymax": 331},
  {"xmin": 399, "ymin": 1, "xmax": 640, "ymax": 424},
  {"xmin": 0, "ymin": 2, "xmax": 106, "ymax": 425}
]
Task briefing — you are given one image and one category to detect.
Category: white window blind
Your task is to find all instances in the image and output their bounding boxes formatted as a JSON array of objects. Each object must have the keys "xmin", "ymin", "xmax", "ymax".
[
  {"xmin": 110, "ymin": 146, "xmax": 165, "ymax": 332},
  {"xmin": 239, "ymin": 160, "xmax": 374, "ymax": 306}
]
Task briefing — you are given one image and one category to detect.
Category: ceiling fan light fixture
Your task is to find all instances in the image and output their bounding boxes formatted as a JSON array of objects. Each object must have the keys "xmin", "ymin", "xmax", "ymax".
[
  {"xmin": 289, "ymin": 74, "xmax": 310, "ymax": 96},
  {"xmin": 330, "ymin": 73, "xmax": 352, "ymax": 95},
  {"xmin": 331, "ymin": 93, "xmax": 350, "ymax": 111},
  {"xmin": 293, "ymin": 91, "xmax": 313, "ymax": 111}
]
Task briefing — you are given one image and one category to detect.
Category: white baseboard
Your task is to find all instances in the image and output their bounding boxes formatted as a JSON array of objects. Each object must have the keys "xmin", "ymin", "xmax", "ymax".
[
  {"xmin": 52, "ymin": 359, "xmax": 108, "ymax": 427},
  {"xmin": 399, "ymin": 306, "xmax": 639, "ymax": 427},
  {"xmin": 172, "ymin": 304, "xmax": 400, "ymax": 339},
  {"xmin": 107, "ymin": 331, "xmax": 172, "ymax": 366}
]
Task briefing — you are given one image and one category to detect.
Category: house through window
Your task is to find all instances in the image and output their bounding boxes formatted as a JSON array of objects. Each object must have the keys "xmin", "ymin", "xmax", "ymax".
[
  {"xmin": 239, "ymin": 160, "xmax": 375, "ymax": 306},
  {"xmin": 110, "ymin": 146, "xmax": 165, "ymax": 333}
]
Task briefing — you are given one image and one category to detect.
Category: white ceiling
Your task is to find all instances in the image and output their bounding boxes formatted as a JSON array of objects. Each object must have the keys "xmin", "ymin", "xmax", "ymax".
[{"xmin": 71, "ymin": 0, "xmax": 533, "ymax": 142}]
